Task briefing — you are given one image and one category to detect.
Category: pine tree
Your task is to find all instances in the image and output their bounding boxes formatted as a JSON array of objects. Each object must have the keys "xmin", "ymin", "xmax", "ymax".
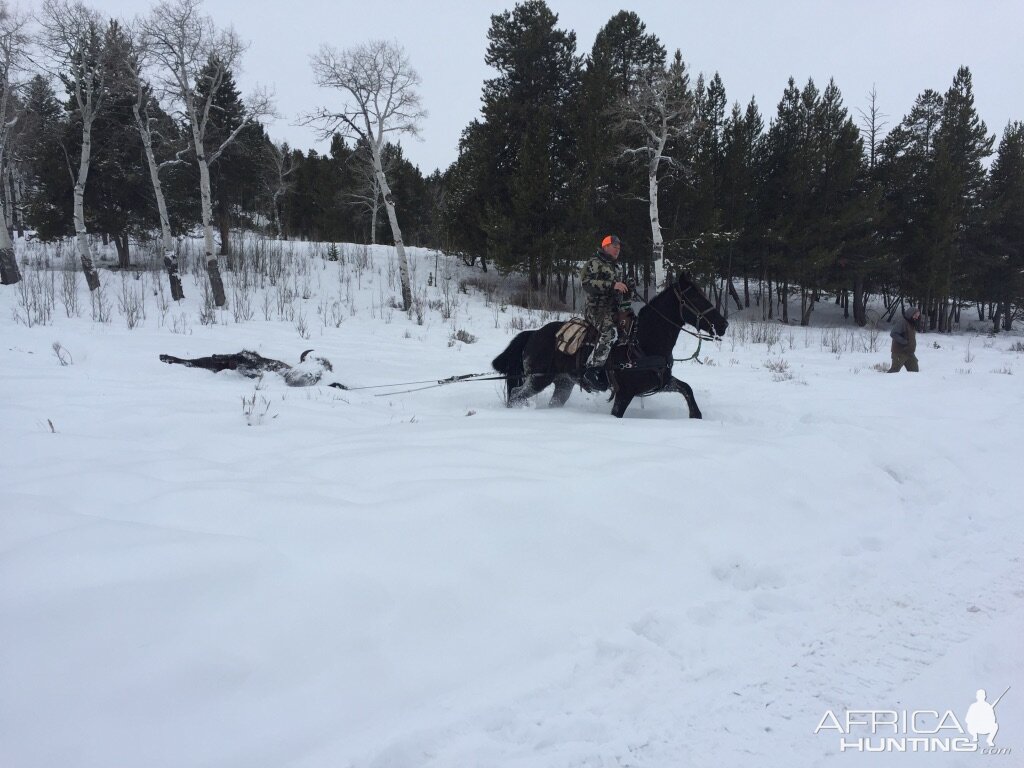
[
  {"xmin": 196, "ymin": 57, "xmax": 262, "ymax": 256},
  {"xmin": 581, "ymin": 10, "xmax": 666, "ymax": 275},
  {"xmin": 688, "ymin": 72, "xmax": 728, "ymax": 294},
  {"xmin": 82, "ymin": 20, "xmax": 154, "ymax": 268},
  {"xmin": 876, "ymin": 90, "xmax": 945, "ymax": 314},
  {"xmin": 476, "ymin": 0, "xmax": 582, "ymax": 290},
  {"xmin": 19, "ymin": 75, "xmax": 71, "ymax": 241},
  {"xmin": 933, "ymin": 66, "xmax": 994, "ymax": 329},
  {"xmin": 719, "ymin": 97, "xmax": 764, "ymax": 313},
  {"xmin": 981, "ymin": 122, "xmax": 1024, "ymax": 330}
]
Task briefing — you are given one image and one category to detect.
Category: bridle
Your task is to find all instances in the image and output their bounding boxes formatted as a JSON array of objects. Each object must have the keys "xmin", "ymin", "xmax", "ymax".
[{"xmin": 633, "ymin": 280, "xmax": 721, "ymax": 343}]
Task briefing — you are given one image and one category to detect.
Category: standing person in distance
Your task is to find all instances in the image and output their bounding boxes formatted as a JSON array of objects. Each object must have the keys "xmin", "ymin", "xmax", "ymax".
[{"xmin": 889, "ymin": 304, "xmax": 922, "ymax": 372}]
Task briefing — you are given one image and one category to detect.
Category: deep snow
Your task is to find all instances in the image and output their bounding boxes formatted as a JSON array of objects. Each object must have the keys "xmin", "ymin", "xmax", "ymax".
[{"xmin": 2, "ymin": 240, "xmax": 1022, "ymax": 768}]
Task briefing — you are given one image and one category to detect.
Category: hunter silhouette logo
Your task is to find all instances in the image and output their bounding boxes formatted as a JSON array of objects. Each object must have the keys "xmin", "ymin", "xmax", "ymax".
[
  {"xmin": 965, "ymin": 687, "xmax": 1009, "ymax": 748},
  {"xmin": 815, "ymin": 685, "xmax": 1012, "ymax": 754}
]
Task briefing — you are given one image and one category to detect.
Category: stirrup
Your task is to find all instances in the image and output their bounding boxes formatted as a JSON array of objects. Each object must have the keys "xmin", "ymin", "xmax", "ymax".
[{"xmin": 582, "ymin": 367, "xmax": 608, "ymax": 390}]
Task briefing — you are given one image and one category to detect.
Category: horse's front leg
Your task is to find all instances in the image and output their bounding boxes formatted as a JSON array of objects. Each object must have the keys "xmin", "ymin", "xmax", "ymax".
[
  {"xmin": 610, "ymin": 388, "xmax": 634, "ymax": 418},
  {"xmin": 668, "ymin": 376, "xmax": 702, "ymax": 419}
]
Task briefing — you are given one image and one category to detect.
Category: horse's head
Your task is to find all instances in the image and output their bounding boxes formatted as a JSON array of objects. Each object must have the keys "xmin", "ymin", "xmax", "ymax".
[{"xmin": 674, "ymin": 272, "xmax": 728, "ymax": 338}]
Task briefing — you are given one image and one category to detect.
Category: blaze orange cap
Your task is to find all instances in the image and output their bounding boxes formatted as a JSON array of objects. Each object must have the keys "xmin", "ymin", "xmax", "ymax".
[{"xmin": 601, "ymin": 235, "xmax": 621, "ymax": 248}]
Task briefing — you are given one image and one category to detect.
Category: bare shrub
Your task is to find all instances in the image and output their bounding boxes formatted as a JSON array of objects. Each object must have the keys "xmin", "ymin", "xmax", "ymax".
[
  {"xmin": 750, "ymin": 320, "xmax": 782, "ymax": 348},
  {"xmin": 117, "ymin": 274, "xmax": 146, "ymax": 329},
  {"xmin": 820, "ymin": 327, "xmax": 843, "ymax": 355},
  {"xmin": 242, "ymin": 389, "xmax": 273, "ymax": 426},
  {"xmin": 197, "ymin": 282, "xmax": 216, "ymax": 326},
  {"xmin": 171, "ymin": 312, "xmax": 190, "ymax": 335},
  {"xmin": 90, "ymin": 283, "xmax": 112, "ymax": 324},
  {"xmin": 506, "ymin": 315, "xmax": 527, "ymax": 331},
  {"xmin": 60, "ymin": 268, "xmax": 80, "ymax": 317},
  {"xmin": 449, "ymin": 328, "xmax": 477, "ymax": 345},
  {"xmin": 295, "ymin": 311, "xmax": 310, "ymax": 339},
  {"xmin": 52, "ymin": 341, "xmax": 72, "ymax": 366},
  {"xmin": 764, "ymin": 357, "xmax": 793, "ymax": 381},
  {"xmin": 14, "ymin": 267, "xmax": 56, "ymax": 327}
]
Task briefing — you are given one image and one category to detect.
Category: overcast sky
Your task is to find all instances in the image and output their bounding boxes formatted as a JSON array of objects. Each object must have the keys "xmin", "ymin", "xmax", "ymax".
[{"xmin": 82, "ymin": 0, "xmax": 1024, "ymax": 174}]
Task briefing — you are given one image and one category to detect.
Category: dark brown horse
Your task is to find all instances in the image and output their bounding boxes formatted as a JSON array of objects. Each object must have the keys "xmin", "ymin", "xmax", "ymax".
[{"xmin": 492, "ymin": 272, "xmax": 727, "ymax": 418}]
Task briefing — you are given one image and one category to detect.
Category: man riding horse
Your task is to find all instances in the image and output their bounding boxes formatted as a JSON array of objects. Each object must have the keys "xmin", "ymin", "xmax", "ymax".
[{"xmin": 581, "ymin": 234, "xmax": 635, "ymax": 390}]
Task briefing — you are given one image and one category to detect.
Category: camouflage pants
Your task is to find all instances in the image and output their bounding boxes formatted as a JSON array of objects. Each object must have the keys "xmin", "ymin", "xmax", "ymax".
[
  {"xmin": 586, "ymin": 314, "xmax": 617, "ymax": 368},
  {"xmin": 888, "ymin": 352, "xmax": 919, "ymax": 372}
]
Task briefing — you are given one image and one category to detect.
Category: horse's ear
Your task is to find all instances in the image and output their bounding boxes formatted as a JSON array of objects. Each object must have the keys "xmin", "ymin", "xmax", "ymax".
[{"xmin": 300, "ymin": 349, "xmax": 314, "ymax": 362}]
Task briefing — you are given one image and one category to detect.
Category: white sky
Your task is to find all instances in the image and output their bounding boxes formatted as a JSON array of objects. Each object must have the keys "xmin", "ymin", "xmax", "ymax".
[{"xmin": 80, "ymin": 0, "xmax": 1024, "ymax": 174}]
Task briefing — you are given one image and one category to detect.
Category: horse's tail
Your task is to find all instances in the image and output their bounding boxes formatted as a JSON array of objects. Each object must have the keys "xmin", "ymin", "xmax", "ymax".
[{"xmin": 492, "ymin": 330, "xmax": 533, "ymax": 404}]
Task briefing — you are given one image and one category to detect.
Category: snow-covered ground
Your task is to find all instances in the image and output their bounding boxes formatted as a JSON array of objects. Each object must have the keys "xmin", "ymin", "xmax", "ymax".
[{"xmin": 2, "ymin": 239, "xmax": 1022, "ymax": 768}]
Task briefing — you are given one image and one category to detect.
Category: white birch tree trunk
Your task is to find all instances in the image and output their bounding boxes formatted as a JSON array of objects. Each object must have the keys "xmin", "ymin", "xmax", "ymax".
[
  {"xmin": 371, "ymin": 143, "xmax": 412, "ymax": 310},
  {"xmin": 134, "ymin": 103, "xmax": 184, "ymax": 300},
  {"xmin": 648, "ymin": 134, "xmax": 667, "ymax": 293},
  {"xmin": 370, "ymin": 175, "xmax": 379, "ymax": 245},
  {"xmin": 0, "ymin": 152, "xmax": 17, "ymax": 284},
  {"xmin": 192, "ymin": 121, "xmax": 226, "ymax": 306},
  {"xmin": 271, "ymin": 189, "xmax": 284, "ymax": 240},
  {"xmin": 74, "ymin": 116, "xmax": 101, "ymax": 291},
  {"xmin": 0, "ymin": 201, "xmax": 17, "ymax": 285}
]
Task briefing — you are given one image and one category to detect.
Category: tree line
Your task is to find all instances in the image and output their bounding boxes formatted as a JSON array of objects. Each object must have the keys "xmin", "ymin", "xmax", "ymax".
[{"xmin": 1, "ymin": 0, "xmax": 1021, "ymax": 330}]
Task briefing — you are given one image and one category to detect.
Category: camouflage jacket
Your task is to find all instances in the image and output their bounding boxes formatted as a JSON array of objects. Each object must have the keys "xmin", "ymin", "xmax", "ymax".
[{"xmin": 580, "ymin": 251, "xmax": 633, "ymax": 320}]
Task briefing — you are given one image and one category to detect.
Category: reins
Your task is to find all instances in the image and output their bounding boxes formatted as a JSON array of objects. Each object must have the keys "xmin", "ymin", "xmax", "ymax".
[{"xmin": 630, "ymin": 283, "xmax": 718, "ymax": 364}]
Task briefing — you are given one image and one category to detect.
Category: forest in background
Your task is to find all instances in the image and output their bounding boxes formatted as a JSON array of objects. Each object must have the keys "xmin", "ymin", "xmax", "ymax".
[{"xmin": 2, "ymin": 0, "xmax": 1022, "ymax": 331}]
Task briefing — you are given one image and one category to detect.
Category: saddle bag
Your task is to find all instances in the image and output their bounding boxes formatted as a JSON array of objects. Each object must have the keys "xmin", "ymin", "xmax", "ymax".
[{"xmin": 555, "ymin": 317, "xmax": 592, "ymax": 355}]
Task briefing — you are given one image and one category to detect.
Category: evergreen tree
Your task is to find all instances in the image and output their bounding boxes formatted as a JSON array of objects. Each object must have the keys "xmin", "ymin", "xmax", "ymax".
[
  {"xmin": 876, "ymin": 89, "xmax": 946, "ymax": 308},
  {"xmin": 473, "ymin": 0, "xmax": 582, "ymax": 290},
  {"xmin": 980, "ymin": 121, "xmax": 1024, "ymax": 330},
  {"xmin": 933, "ymin": 66, "xmax": 994, "ymax": 329},
  {"xmin": 580, "ymin": 10, "xmax": 666, "ymax": 276},
  {"xmin": 81, "ymin": 20, "xmax": 153, "ymax": 267},
  {"xmin": 719, "ymin": 97, "xmax": 764, "ymax": 313},
  {"xmin": 760, "ymin": 77, "xmax": 810, "ymax": 322},
  {"xmin": 196, "ymin": 57, "xmax": 262, "ymax": 255},
  {"xmin": 19, "ymin": 75, "xmax": 71, "ymax": 241},
  {"xmin": 686, "ymin": 72, "xmax": 729, "ymax": 289}
]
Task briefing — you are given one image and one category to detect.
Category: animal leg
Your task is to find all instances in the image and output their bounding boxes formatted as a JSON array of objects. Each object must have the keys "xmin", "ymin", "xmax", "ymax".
[
  {"xmin": 668, "ymin": 376, "xmax": 702, "ymax": 419},
  {"xmin": 548, "ymin": 375, "xmax": 575, "ymax": 407},
  {"xmin": 610, "ymin": 390, "xmax": 634, "ymax": 418},
  {"xmin": 509, "ymin": 374, "xmax": 552, "ymax": 406}
]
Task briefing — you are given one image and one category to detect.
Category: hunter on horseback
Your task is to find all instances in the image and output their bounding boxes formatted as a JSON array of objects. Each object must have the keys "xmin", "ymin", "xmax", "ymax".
[{"xmin": 581, "ymin": 234, "xmax": 634, "ymax": 389}]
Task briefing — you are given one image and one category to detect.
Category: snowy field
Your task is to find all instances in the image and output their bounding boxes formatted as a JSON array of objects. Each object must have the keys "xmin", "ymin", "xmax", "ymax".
[{"xmin": 2, "ymin": 239, "xmax": 1022, "ymax": 768}]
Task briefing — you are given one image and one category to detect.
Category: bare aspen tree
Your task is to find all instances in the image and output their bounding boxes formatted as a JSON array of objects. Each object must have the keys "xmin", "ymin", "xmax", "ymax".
[
  {"xmin": 618, "ymin": 50, "xmax": 693, "ymax": 292},
  {"xmin": 0, "ymin": 1, "xmax": 29, "ymax": 286},
  {"xmin": 262, "ymin": 140, "xmax": 294, "ymax": 240},
  {"xmin": 140, "ymin": 0, "xmax": 271, "ymax": 307},
  {"xmin": 305, "ymin": 39, "xmax": 426, "ymax": 311},
  {"xmin": 126, "ymin": 25, "xmax": 186, "ymax": 300},
  {"xmin": 40, "ymin": 0, "xmax": 111, "ymax": 291}
]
